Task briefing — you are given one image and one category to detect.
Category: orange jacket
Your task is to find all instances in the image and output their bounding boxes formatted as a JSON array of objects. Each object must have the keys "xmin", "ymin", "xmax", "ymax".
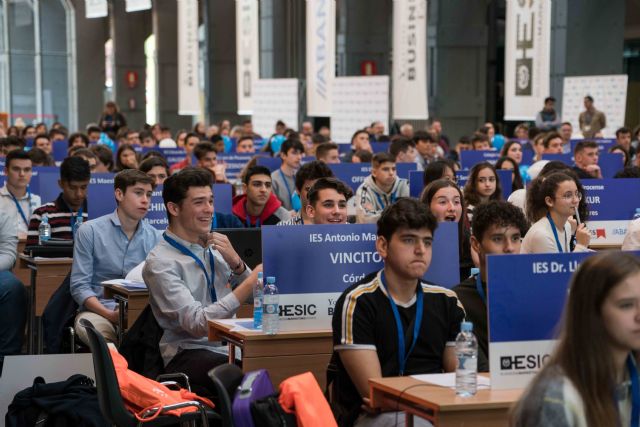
[{"xmin": 278, "ymin": 372, "xmax": 337, "ymax": 427}]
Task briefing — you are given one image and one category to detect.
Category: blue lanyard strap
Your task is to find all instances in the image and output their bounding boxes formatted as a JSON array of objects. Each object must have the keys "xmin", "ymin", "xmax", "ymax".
[
  {"xmin": 627, "ymin": 355, "xmax": 640, "ymax": 427},
  {"xmin": 163, "ymin": 232, "xmax": 217, "ymax": 302},
  {"xmin": 211, "ymin": 214, "xmax": 218, "ymax": 231},
  {"xmin": 546, "ymin": 213, "xmax": 565, "ymax": 253},
  {"xmin": 9, "ymin": 188, "xmax": 31, "ymax": 227},
  {"xmin": 71, "ymin": 208, "xmax": 84, "ymax": 236},
  {"xmin": 374, "ymin": 191, "xmax": 397, "ymax": 210},
  {"xmin": 244, "ymin": 204, "xmax": 260, "ymax": 228},
  {"xmin": 380, "ymin": 271, "xmax": 423, "ymax": 376},
  {"xmin": 279, "ymin": 169, "xmax": 293, "ymax": 201},
  {"xmin": 475, "ymin": 274, "xmax": 486, "ymax": 306}
]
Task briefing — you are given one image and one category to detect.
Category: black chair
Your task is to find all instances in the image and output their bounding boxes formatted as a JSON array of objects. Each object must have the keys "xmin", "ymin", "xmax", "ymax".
[
  {"xmin": 81, "ymin": 319, "xmax": 220, "ymax": 426},
  {"xmin": 208, "ymin": 364, "xmax": 244, "ymax": 427}
]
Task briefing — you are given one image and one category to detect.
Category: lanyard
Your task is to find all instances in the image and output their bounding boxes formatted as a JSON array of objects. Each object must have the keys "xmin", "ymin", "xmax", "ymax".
[
  {"xmin": 9, "ymin": 187, "xmax": 31, "ymax": 227},
  {"xmin": 546, "ymin": 213, "xmax": 566, "ymax": 253},
  {"xmin": 380, "ymin": 271, "xmax": 423, "ymax": 376},
  {"xmin": 163, "ymin": 232, "xmax": 217, "ymax": 302},
  {"xmin": 211, "ymin": 214, "xmax": 218, "ymax": 230},
  {"xmin": 475, "ymin": 274, "xmax": 486, "ymax": 306},
  {"xmin": 244, "ymin": 204, "xmax": 261, "ymax": 228},
  {"xmin": 279, "ymin": 169, "xmax": 293, "ymax": 202},
  {"xmin": 627, "ymin": 355, "xmax": 640, "ymax": 427},
  {"xmin": 374, "ymin": 191, "xmax": 397, "ymax": 210},
  {"xmin": 71, "ymin": 208, "xmax": 84, "ymax": 236}
]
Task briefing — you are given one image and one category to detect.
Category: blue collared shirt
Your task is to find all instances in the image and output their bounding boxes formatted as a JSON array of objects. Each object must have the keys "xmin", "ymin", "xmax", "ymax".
[{"xmin": 70, "ymin": 209, "xmax": 161, "ymax": 310}]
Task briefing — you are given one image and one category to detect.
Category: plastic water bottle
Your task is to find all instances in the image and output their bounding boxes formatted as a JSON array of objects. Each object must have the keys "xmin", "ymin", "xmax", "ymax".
[
  {"xmin": 262, "ymin": 276, "xmax": 279, "ymax": 335},
  {"xmin": 633, "ymin": 208, "xmax": 640, "ymax": 221},
  {"xmin": 455, "ymin": 321, "xmax": 478, "ymax": 397},
  {"xmin": 253, "ymin": 272, "xmax": 264, "ymax": 329},
  {"xmin": 38, "ymin": 214, "xmax": 51, "ymax": 245}
]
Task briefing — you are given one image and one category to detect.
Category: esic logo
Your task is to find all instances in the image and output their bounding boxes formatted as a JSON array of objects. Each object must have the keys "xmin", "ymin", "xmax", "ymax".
[{"xmin": 501, "ymin": 354, "xmax": 550, "ymax": 370}]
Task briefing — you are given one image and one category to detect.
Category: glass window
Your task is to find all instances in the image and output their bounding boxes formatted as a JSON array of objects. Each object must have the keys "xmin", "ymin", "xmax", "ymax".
[{"xmin": 8, "ymin": 0, "xmax": 36, "ymax": 120}]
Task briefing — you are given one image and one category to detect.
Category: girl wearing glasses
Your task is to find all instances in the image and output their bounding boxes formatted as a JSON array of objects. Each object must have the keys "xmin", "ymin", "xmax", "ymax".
[
  {"xmin": 521, "ymin": 172, "xmax": 590, "ymax": 253},
  {"xmin": 463, "ymin": 162, "xmax": 502, "ymax": 223},
  {"xmin": 511, "ymin": 252, "xmax": 640, "ymax": 427}
]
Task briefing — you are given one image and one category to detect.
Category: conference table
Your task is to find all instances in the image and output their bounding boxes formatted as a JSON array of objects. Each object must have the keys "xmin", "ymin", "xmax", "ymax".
[
  {"xmin": 18, "ymin": 254, "xmax": 73, "ymax": 354},
  {"xmin": 368, "ymin": 375, "xmax": 522, "ymax": 427},
  {"xmin": 208, "ymin": 318, "xmax": 333, "ymax": 388}
]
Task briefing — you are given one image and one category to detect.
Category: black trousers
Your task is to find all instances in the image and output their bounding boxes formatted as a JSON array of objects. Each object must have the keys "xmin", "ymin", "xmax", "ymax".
[{"xmin": 164, "ymin": 348, "xmax": 229, "ymax": 399}]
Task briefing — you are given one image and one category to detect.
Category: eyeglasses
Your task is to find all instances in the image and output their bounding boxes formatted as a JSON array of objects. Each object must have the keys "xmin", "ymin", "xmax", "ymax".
[{"xmin": 558, "ymin": 191, "xmax": 582, "ymax": 201}]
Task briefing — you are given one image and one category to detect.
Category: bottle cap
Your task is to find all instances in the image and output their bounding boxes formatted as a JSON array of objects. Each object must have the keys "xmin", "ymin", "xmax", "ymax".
[
  {"xmin": 257, "ymin": 272, "xmax": 263, "ymax": 279},
  {"xmin": 461, "ymin": 321, "xmax": 473, "ymax": 332},
  {"xmin": 266, "ymin": 276, "xmax": 275, "ymax": 284}
]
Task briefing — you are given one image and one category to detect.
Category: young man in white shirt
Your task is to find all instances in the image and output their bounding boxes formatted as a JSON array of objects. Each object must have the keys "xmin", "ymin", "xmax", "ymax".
[
  {"xmin": 271, "ymin": 139, "xmax": 305, "ymax": 211},
  {"xmin": 0, "ymin": 149, "xmax": 41, "ymax": 238}
]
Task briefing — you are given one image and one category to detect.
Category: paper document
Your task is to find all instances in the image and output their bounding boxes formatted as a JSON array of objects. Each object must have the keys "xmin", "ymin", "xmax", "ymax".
[
  {"xmin": 410, "ymin": 372, "xmax": 491, "ymax": 389},
  {"xmin": 101, "ymin": 279, "xmax": 147, "ymax": 290}
]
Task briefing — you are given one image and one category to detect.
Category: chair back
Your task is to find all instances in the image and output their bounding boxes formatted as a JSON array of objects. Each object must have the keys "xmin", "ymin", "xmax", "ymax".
[
  {"xmin": 80, "ymin": 318, "xmax": 135, "ymax": 426},
  {"xmin": 208, "ymin": 363, "xmax": 244, "ymax": 427}
]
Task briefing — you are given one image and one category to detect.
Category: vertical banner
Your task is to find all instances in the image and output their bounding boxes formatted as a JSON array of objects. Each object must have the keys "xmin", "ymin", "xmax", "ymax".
[
  {"xmin": 331, "ymin": 76, "xmax": 389, "ymax": 143},
  {"xmin": 504, "ymin": 0, "xmax": 551, "ymax": 121},
  {"xmin": 392, "ymin": 0, "xmax": 428, "ymax": 120},
  {"xmin": 306, "ymin": 0, "xmax": 336, "ymax": 117},
  {"xmin": 178, "ymin": 0, "xmax": 200, "ymax": 115},
  {"xmin": 125, "ymin": 0, "xmax": 152, "ymax": 12},
  {"xmin": 236, "ymin": 0, "xmax": 260, "ymax": 115},
  {"xmin": 85, "ymin": 0, "xmax": 108, "ymax": 18}
]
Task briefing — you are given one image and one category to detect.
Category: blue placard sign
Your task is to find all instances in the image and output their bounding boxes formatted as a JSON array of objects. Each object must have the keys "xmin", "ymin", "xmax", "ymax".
[
  {"xmin": 460, "ymin": 150, "xmax": 501, "ymax": 170},
  {"xmin": 52, "ymin": 140, "xmax": 69, "ymax": 163},
  {"xmin": 256, "ymin": 156, "xmax": 316, "ymax": 173},
  {"xmin": 409, "ymin": 170, "xmax": 424, "ymax": 198},
  {"xmin": 37, "ymin": 169, "xmax": 64, "ymax": 204},
  {"xmin": 29, "ymin": 166, "xmax": 58, "ymax": 197},
  {"xmin": 158, "ymin": 148, "xmax": 187, "ymax": 167},
  {"xmin": 569, "ymin": 138, "xmax": 616, "ymax": 153},
  {"xmin": 497, "ymin": 169, "xmax": 513, "ymax": 200},
  {"xmin": 487, "ymin": 252, "xmax": 600, "ymax": 389},
  {"xmin": 212, "ymin": 183, "xmax": 233, "ymax": 215},
  {"xmin": 370, "ymin": 142, "xmax": 390, "ymax": 153},
  {"xmin": 262, "ymin": 222, "xmax": 459, "ymax": 329},
  {"xmin": 328, "ymin": 163, "xmax": 417, "ymax": 192},
  {"xmin": 542, "ymin": 153, "xmax": 623, "ymax": 178},
  {"xmin": 218, "ymin": 153, "xmax": 259, "ymax": 182}
]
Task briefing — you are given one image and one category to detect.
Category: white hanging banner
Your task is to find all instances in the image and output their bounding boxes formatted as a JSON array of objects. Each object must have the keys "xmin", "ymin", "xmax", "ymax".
[
  {"xmin": 392, "ymin": 0, "xmax": 428, "ymax": 120},
  {"xmin": 504, "ymin": 0, "xmax": 551, "ymax": 121},
  {"xmin": 236, "ymin": 0, "xmax": 260, "ymax": 115},
  {"xmin": 252, "ymin": 79, "xmax": 299, "ymax": 139},
  {"xmin": 85, "ymin": 0, "xmax": 108, "ymax": 18},
  {"xmin": 125, "ymin": 0, "xmax": 152, "ymax": 12},
  {"xmin": 178, "ymin": 0, "xmax": 200, "ymax": 115},
  {"xmin": 306, "ymin": 0, "xmax": 336, "ymax": 117}
]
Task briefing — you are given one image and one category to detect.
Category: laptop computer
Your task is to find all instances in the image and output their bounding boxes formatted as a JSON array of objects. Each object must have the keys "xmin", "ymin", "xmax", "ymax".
[{"xmin": 217, "ymin": 228, "xmax": 262, "ymax": 269}]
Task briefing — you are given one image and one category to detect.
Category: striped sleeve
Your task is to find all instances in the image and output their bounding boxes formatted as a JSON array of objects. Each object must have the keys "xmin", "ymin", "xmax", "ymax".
[{"xmin": 333, "ymin": 279, "xmax": 379, "ymax": 351}]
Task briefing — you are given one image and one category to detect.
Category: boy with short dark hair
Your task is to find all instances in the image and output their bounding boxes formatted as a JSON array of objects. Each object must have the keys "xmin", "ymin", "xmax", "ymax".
[
  {"xmin": 452, "ymin": 200, "xmax": 528, "ymax": 372},
  {"xmin": 305, "ymin": 177, "xmax": 352, "ymax": 225},
  {"xmin": 331, "ymin": 198, "xmax": 465, "ymax": 426},
  {"xmin": 278, "ymin": 160, "xmax": 334, "ymax": 225},
  {"xmin": 72, "ymin": 169, "xmax": 160, "ymax": 345},
  {"xmin": 232, "ymin": 166, "xmax": 291, "ymax": 227},
  {"xmin": 271, "ymin": 139, "xmax": 305, "ymax": 210},
  {"xmin": 354, "ymin": 152, "xmax": 409, "ymax": 223},
  {"xmin": 0, "ymin": 149, "xmax": 42, "ymax": 237},
  {"xmin": 26, "ymin": 157, "xmax": 91, "ymax": 245}
]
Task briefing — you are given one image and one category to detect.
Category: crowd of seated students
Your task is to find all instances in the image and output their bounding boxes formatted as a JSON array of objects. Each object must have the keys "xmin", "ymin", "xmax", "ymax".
[{"xmin": 3, "ymin": 110, "xmax": 640, "ymax": 426}]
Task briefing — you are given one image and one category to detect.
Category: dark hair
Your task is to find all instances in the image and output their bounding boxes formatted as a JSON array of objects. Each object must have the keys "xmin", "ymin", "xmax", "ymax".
[
  {"xmin": 423, "ymin": 159, "xmax": 455, "ymax": 187},
  {"xmin": 60, "ymin": 156, "xmax": 91, "ymax": 182},
  {"xmin": 511, "ymin": 252, "xmax": 640, "ymax": 427},
  {"xmin": 377, "ymin": 198, "xmax": 437, "ymax": 241},
  {"xmin": 114, "ymin": 169, "xmax": 156, "ymax": 194},
  {"xmin": 141, "ymin": 150, "xmax": 164, "ymax": 161},
  {"xmin": 542, "ymin": 131, "xmax": 562, "ymax": 149},
  {"xmin": 185, "ymin": 132, "xmax": 201, "ymax": 144},
  {"xmin": 573, "ymin": 140, "xmax": 598, "ymax": 155},
  {"xmin": 307, "ymin": 177, "xmax": 353, "ymax": 206},
  {"xmin": 463, "ymin": 162, "xmax": 502, "ymax": 206},
  {"xmin": 495, "ymin": 156, "xmax": 524, "ymax": 191},
  {"xmin": 311, "ymin": 133, "xmax": 329, "ymax": 145},
  {"xmin": 471, "ymin": 200, "xmax": 528, "ymax": 242},
  {"xmin": 27, "ymin": 147, "xmax": 54, "ymax": 166},
  {"xmin": 609, "ymin": 144, "xmax": 630, "ymax": 167},
  {"xmin": 5, "ymin": 149, "xmax": 31, "ymax": 168},
  {"xmin": 613, "ymin": 166, "xmax": 640, "ymax": 179},
  {"xmin": 350, "ymin": 129, "xmax": 369, "ymax": 146},
  {"xmin": 3, "ymin": 135, "xmax": 25, "ymax": 150},
  {"xmin": 71, "ymin": 148, "xmax": 97, "ymax": 162},
  {"xmin": 413, "ymin": 130, "xmax": 435, "ymax": 144},
  {"xmin": 243, "ymin": 165, "xmax": 272, "ymax": 185},
  {"xmin": 584, "ymin": 95, "xmax": 594, "ymax": 103},
  {"xmin": 34, "ymin": 133, "xmax": 50, "ymax": 144},
  {"xmin": 616, "ymin": 127, "xmax": 631, "ymax": 138},
  {"xmin": 294, "ymin": 160, "xmax": 334, "ymax": 192},
  {"xmin": 526, "ymin": 172, "xmax": 575, "ymax": 223},
  {"xmin": 526, "ymin": 165, "xmax": 588, "ymax": 222},
  {"xmin": 500, "ymin": 140, "xmax": 522, "ymax": 159},
  {"xmin": 87, "ymin": 125, "xmax": 101, "ymax": 135},
  {"xmin": 420, "ymin": 179, "xmax": 467, "ymax": 254},
  {"xmin": 139, "ymin": 156, "xmax": 170, "ymax": 176},
  {"xmin": 90, "ymin": 144, "xmax": 114, "ymax": 171},
  {"xmin": 280, "ymin": 138, "xmax": 304, "ymax": 156},
  {"xmin": 372, "ymin": 152, "xmax": 394, "ymax": 167},
  {"xmin": 49, "ymin": 128, "xmax": 67, "ymax": 139},
  {"xmin": 21, "ymin": 125, "xmax": 35, "ymax": 138},
  {"xmin": 162, "ymin": 167, "xmax": 213, "ymax": 223},
  {"xmin": 544, "ymin": 96, "xmax": 556, "ymax": 104},
  {"xmin": 237, "ymin": 134, "xmax": 254, "ymax": 146},
  {"xmin": 68, "ymin": 133, "xmax": 89, "ymax": 148},
  {"xmin": 115, "ymin": 143, "xmax": 138, "ymax": 171},
  {"xmin": 315, "ymin": 142, "xmax": 339, "ymax": 161},
  {"xmin": 388, "ymin": 137, "xmax": 415, "ymax": 161},
  {"xmin": 193, "ymin": 141, "xmax": 217, "ymax": 160},
  {"xmin": 471, "ymin": 133, "xmax": 490, "ymax": 147},
  {"xmin": 353, "ymin": 150, "xmax": 373, "ymax": 163}
]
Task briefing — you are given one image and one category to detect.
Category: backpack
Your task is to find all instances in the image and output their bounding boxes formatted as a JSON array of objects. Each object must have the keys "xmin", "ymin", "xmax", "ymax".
[
  {"xmin": 118, "ymin": 304, "xmax": 165, "ymax": 378},
  {"xmin": 232, "ymin": 369, "xmax": 275, "ymax": 427},
  {"xmin": 5, "ymin": 374, "xmax": 108, "ymax": 427}
]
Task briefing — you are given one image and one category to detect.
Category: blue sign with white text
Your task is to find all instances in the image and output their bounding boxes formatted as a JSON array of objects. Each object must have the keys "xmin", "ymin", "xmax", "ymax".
[
  {"xmin": 263, "ymin": 222, "xmax": 460, "ymax": 293},
  {"xmin": 581, "ymin": 178, "xmax": 640, "ymax": 221},
  {"xmin": 218, "ymin": 153, "xmax": 261, "ymax": 182},
  {"xmin": 328, "ymin": 163, "xmax": 418, "ymax": 192},
  {"xmin": 542, "ymin": 153, "xmax": 623, "ymax": 178}
]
